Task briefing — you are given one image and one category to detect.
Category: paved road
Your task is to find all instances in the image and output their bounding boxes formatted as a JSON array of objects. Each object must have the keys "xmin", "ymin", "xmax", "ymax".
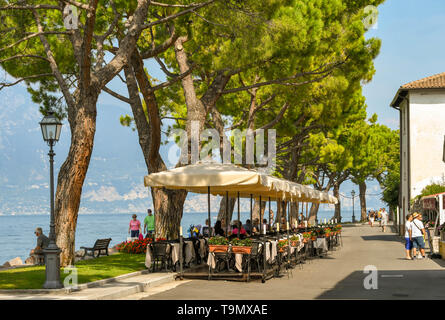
[{"xmin": 140, "ymin": 224, "xmax": 445, "ymax": 300}]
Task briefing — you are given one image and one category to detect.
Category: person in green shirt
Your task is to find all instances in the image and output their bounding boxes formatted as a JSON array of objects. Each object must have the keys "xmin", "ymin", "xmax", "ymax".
[{"xmin": 144, "ymin": 209, "xmax": 155, "ymax": 238}]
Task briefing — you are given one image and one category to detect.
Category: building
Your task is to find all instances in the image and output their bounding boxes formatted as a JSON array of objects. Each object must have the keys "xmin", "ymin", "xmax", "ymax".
[{"xmin": 390, "ymin": 72, "xmax": 445, "ymax": 226}]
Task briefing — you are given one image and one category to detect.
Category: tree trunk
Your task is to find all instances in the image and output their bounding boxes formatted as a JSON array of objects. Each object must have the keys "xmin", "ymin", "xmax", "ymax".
[
  {"xmin": 359, "ymin": 181, "xmax": 367, "ymax": 222},
  {"xmin": 151, "ymin": 188, "xmax": 187, "ymax": 239},
  {"xmin": 55, "ymin": 93, "xmax": 98, "ymax": 266},
  {"xmin": 217, "ymin": 195, "xmax": 236, "ymax": 224},
  {"xmin": 291, "ymin": 202, "xmax": 298, "ymax": 225},
  {"xmin": 333, "ymin": 183, "xmax": 341, "ymax": 222},
  {"xmin": 125, "ymin": 52, "xmax": 187, "ymax": 239},
  {"xmin": 308, "ymin": 202, "xmax": 320, "ymax": 224},
  {"xmin": 251, "ymin": 200, "xmax": 266, "ymax": 224}
]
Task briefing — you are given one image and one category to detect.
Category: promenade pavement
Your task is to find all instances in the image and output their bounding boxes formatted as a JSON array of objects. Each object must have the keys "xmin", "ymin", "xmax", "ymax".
[
  {"xmin": 137, "ymin": 224, "xmax": 445, "ymax": 300},
  {"xmin": 1, "ymin": 224, "xmax": 444, "ymax": 300}
]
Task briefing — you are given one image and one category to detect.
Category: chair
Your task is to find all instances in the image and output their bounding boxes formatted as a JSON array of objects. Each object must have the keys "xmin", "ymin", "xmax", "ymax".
[
  {"xmin": 150, "ymin": 242, "xmax": 172, "ymax": 272},
  {"xmin": 81, "ymin": 238, "xmax": 112, "ymax": 259},
  {"xmin": 247, "ymin": 241, "xmax": 262, "ymax": 272}
]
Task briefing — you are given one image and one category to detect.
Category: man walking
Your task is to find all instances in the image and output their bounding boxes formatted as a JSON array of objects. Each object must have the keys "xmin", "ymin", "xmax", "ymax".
[
  {"xmin": 410, "ymin": 212, "xmax": 426, "ymax": 259},
  {"xmin": 144, "ymin": 209, "xmax": 155, "ymax": 238}
]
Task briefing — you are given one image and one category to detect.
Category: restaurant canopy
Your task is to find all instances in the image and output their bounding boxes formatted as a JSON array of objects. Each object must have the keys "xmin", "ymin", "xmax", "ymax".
[{"xmin": 144, "ymin": 162, "xmax": 337, "ymax": 204}]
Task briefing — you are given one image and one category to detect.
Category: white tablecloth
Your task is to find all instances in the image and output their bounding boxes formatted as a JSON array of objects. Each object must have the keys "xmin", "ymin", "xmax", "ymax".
[
  {"xmin": 265, "ymin": 241, "xmax": 278, "ymax": 263},
  {"xmin": 313, "ymin": 238, "xmax": 328, "ymax": 251}
]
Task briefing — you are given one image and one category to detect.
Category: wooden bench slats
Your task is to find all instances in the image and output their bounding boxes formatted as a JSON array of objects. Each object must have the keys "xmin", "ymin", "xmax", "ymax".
[{"xmin": 80, "ymin": 238, "xmax": 112, "ymax": 258}]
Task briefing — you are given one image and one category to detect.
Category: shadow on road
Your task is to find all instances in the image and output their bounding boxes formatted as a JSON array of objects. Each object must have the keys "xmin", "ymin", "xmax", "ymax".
[
  {"xmin": 361, "ymin": 235, "xmax": 402, "ymax": 242},
  {"xmin": 316, "ymin": 269, "xmax": 445, "ymax": 300}
]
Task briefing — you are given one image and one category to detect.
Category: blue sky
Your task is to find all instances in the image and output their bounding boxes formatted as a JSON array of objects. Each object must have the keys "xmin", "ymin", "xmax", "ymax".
[
  {"xmin": 1, "ymin": 0, "xmax": 445, "ymax": 215},
  {"xmin": 363, "ymin": 0, "xmax": 445, "ymax": 129}
]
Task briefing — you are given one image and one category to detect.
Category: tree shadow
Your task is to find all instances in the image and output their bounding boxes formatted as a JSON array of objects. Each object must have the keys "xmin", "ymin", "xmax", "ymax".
[
  {"xmin": 361, "ymin": 235, "xmax": 403, "ymax": 242},
  {"xmin": 316, "ymin": 269, "xmax": 445, "ymax": 300}
]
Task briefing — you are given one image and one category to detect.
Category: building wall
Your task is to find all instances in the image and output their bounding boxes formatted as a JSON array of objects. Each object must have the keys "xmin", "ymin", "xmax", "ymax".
[
  {"xmin": 409, "ymin": 90, "xmax": 445, "ymax": 198},
  {"xmin": 400, "ymin": 98, "xmax": 410, "ymax": 220}
]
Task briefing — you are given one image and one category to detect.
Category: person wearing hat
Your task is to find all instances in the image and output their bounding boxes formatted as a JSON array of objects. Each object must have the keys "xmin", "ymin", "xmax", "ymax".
[{"xmin": 410, "ymin": 212, "xmax": 426, "ymax": 259}]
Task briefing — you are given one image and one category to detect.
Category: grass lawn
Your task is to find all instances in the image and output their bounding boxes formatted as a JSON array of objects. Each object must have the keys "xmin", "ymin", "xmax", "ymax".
[{"xmin": 0, "ymin": 253, "xmax": 147, "ymax": 290}]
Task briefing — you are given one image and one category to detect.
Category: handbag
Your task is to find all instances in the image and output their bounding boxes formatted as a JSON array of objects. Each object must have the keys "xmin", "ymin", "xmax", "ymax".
[{"xmin": 138, "ymin": 233, "xmax": 144, "ymax": 240}]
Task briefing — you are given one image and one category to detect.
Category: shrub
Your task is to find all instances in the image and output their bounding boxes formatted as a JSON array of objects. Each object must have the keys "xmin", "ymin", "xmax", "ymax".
[
  {"xmin": 230, "ymin": 238, "xmax": 252, "ymax": 247},
  {"xmin": 116, "ymin": 238, "xmax": 152, "ymax": 254},
  {"xmin": 208, "ymin": 236, "xmax": 229, "ymax": 245}
]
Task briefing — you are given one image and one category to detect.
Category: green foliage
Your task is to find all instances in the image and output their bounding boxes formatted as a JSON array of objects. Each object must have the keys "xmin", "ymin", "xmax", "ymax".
[
  {"xmin": 208, "ymin": 236, "xmax": 229, "ymax": 245},
  {"xmin": 230, "ymin": 238, "xmax": 252, "ymax": 247},
  {"xmin": 381, "ymin": 162, "xmax": 399, "ymax": 210},
  {"xmin": 418, "ymin": 182, "xmax": 445, "ymax": 199}
]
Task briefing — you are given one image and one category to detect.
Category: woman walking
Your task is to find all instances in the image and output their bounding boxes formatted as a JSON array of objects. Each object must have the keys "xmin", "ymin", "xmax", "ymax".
[
  {"xmin": 404, "ymin": 214, "xmax": 413, "ymax": 260},
  {"xmin": 369, "ymin": 211, "xmax": 375, "ymax": 227},
  {"xmin": 128, "ymin": 214, "xmax": 142, "ymax": 238}
]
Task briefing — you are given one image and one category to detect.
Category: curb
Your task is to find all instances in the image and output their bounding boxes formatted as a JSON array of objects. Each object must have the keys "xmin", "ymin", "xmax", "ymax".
[{"xmin": 88, "ymin": 274, "xmax": 176, "ymax": 300}]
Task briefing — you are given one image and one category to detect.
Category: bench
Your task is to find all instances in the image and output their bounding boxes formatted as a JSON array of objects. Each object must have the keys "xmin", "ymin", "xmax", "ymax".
[{"xmin": 80, "ymin": 238, "xmax": 112, "ymax": 259}]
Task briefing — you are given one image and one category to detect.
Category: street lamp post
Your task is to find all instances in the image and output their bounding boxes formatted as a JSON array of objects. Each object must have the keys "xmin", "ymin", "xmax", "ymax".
[
  {"xmin": 40, "ymin": 112, "xmax": 63, "ymax": 289},
  {"xmin": 351, "ymin": 190, "xmax": 356, "ymax": 223}
]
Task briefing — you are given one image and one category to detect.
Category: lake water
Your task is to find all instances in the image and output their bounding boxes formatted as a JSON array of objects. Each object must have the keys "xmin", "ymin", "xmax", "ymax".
[{"xmin": 0, "ymin": 210, "xmax": 354, "ymax": 264}]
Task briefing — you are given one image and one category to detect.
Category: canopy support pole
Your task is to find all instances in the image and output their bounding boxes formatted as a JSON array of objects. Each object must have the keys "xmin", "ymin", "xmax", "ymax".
[
  {"xmin": 268, "ymin": 197, "xmax": 271, "ymax": 231},
  {"xmin": 287, "ymin": 200, "xmax": 291, "ymax": 273},
  {"xmin": 250, "ymin": 194, "xmax": 253, "ymax": 235},
  {"xmin": 208, "ymin": 186, "xmax": 211, "ymax": 236},
  {"xmin": 225, "ymin": 191, "xmax": 229, "ymax": 236},
  {"xmin": 237, "ymin": 191, "xmax": 240, "ymax": 238},
  {"xmin": 261, "ymin": 195, "xmax": 267, "ymax": 283},
  {"xmin": 259, "ymin": 196, "xmax": 262, "ymax": 233}
]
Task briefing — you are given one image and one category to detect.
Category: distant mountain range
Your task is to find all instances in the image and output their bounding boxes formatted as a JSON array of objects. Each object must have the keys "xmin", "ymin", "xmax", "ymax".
[{"xmin": 0, "ymin": 83, "xmax": 387, "ymax": 216}]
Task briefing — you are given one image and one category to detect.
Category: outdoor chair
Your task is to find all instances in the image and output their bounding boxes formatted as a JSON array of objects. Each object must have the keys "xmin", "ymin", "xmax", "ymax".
[
  {"xmin": 80, "ymin": 238, "xmax": 112, "ymax": 259},
  {"xmin": 150, "ymin": 242, "xmax": 172, "ymax": 272},
  {"xmin": 247, "ymin": 241, "xmax": 262, "ymax": 273},
  {"xmin": 213, "ymin": 247, "xmax": 232, "ymax": 273}
]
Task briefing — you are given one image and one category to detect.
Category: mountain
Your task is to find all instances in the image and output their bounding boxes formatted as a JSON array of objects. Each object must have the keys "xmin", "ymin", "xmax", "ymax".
[{"xmin": 0, "ymin": 82, "xmax": 387, "ymax": 216}]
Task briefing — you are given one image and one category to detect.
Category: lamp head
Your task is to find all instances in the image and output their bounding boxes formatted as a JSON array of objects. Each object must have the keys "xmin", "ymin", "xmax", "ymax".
[{"xmin": 40, "ymin": 112, "xmax": 62, "ymax": 145}]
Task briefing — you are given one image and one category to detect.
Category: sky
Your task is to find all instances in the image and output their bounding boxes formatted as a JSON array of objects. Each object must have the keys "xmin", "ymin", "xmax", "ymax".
[{"xmin": 1, "ymin": 0, "xmax": 445, "ymax": 215}]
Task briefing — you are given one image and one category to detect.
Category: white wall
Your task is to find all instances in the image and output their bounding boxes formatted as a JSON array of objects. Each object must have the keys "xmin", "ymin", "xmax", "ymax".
[
  {"xmin": 400, "ymin": 99, "xmax": 409, "ymax": 218},
  {"xmin": 409, "ymin": 90, "xmax": 445, "ymax": 198}
]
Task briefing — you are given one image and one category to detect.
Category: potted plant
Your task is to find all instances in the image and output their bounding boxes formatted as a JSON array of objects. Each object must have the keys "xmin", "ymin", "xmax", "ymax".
[
  {"xmin": 315, "ymin": 227, "xmax": 325, "ymax": 238},
  {"xmin": 208, "ymin": 236, "xmax": 229, "ymax": 252},
  {"xmin": 311, "ymin": 230, "xmax": 317, "ymax": 241},
  {"xmin": 324, "ymin": 227, "xmax": 331, "ymax": 238},
  {"xmin": 290, "ymin": 235, "xmax": 300, "ymax": 247},
  {"xmin": 230, "ymin": 238, "xmax": 253, "ymax": 254},
  {"xmin": 302, "ymin": 232, "xmax": 311, "ymax": 243},
  {"xmin": 335, "ymin": 224, "xmax": 342, "ymax": 233},
  {"xmin": 278, "ymin": 239, "xmax": 289, "ymax": 252}
]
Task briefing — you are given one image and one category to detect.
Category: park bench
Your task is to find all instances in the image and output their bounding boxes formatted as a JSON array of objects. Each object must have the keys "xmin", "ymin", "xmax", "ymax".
[{"xmin": 80, "ymin": 238, "xmax": 112, "ymax": 259}]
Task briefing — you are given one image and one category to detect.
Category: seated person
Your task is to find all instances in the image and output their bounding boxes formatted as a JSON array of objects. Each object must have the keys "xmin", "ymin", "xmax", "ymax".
[
  {"xmin": 214, "ymin": 220, "xmax": 225, "ymax": 237},
  {"xmin": 231, "ymin": 221, "xmax": 247, "ymax": 238},
  {"xmin": 243, "ymin": 219, "xmax": 252, "ymax": 235},
  {"xmin": 251, "ymin": 218, "xmax": 260, "ymax": 235},
  {"xmin": 29, "ymin": 227, "xmax": 50, "ymax": 264},
  {"xmin": 202, "ymin": 219, "xmax": 214, "ymax": 237}
]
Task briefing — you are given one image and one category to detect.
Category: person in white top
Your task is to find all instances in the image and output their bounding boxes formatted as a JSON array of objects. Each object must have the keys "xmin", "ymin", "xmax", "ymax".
[
  {"xmin": 404, "ymin": 214, "xmax": 413, "ymax": 260},
  {"xmin": 409, "ymin": 212, "xmax": 426, "ymax": 259},
  {"xmin": 380, "ymin": 208, "xmax": 389, "ymax": 232}
]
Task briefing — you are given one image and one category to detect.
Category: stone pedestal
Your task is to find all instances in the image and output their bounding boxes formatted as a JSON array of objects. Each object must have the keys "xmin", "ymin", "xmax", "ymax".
[{"xmin": 43, "ymin": 248, "xmax": 63, "ymax": 289}]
